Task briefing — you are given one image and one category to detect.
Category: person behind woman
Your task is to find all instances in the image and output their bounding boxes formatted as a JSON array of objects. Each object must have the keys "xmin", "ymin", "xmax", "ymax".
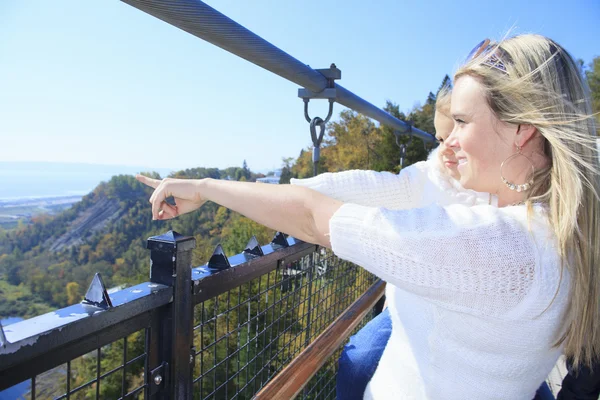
[
  {"xmin": 135, "ymin": 34, "xmax": 599, "ymax": 399},
  {"xmin": 557, "ymin": 356, "xmax": 600, "ymax": 399}
]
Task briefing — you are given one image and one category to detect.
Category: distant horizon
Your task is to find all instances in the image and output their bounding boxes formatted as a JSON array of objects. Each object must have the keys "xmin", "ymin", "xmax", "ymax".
[
  {"xmin": 0, "ymin": 192, "xmax": 87, "ymax": 202},
  {"xmin": 0, "ymin": 162, "xmax": 168, "ymax": 200},
  {"xmin": 0, "ymin": 161, "xmax": 275, "ymax": 200},
  {"xmin": 0, "ymin": 160, "xmax": 272, "ymax": 174}
]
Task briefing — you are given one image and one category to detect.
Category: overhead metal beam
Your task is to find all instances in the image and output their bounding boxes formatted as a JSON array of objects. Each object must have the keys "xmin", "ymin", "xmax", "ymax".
[{"xmin": 121, "ymin": 0, "xmax": 435, "ymax": 142}]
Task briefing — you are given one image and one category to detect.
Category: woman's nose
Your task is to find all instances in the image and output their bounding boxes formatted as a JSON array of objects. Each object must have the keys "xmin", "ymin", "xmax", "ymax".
[{"xmin": 445, "ymin": 129, "xmax": 460, "ymax": 151}]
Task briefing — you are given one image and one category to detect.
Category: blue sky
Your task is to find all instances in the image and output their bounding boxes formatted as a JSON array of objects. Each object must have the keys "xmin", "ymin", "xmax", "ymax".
[{"xmin": 1, "ymin": 0, "xmax": 598, "ymax": 173}]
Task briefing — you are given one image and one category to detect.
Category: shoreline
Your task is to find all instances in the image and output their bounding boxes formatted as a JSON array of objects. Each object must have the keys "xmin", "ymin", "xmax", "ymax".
[{"xmin": 0, "ymin": 195, "xmax": 84, "ymax": 208}]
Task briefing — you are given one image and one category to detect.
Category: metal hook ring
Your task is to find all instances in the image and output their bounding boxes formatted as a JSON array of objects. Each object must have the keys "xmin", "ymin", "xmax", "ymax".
[
  {"xmin": 303, "ymin": 99, "xmax": 311, "ymax": 123},
  {"xmin": 322, "ymin": 99, "xmax": 334, "ymax": 125},
  {"xmin": 406, "ymin": 129, "xmax": 414, "ymax": 145},
  {"xmin": 304, "ymin": 98, "xmax": 334, "ymax": 125},
  {"xmin": 394, "ymin": 130, "xmax": 413, "ymax": 148},
  {"xmin": 310, "ymin": 117, "xmax": 325, "ymax": 147}
]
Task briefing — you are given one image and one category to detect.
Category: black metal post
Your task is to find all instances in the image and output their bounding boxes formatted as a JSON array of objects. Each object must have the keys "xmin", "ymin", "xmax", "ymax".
[{"xmin": 147, "ymin": 230, "xmax": 196, "ymax": 399}]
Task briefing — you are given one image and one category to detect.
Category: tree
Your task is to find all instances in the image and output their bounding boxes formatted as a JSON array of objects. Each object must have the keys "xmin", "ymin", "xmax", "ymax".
[
  {"xmin": 426, "ymin": 91, "xmax": 436, "ymax": 106},
  {"xmin": 66, "ymin": 281, "xmax": 81, "ymax": 305},
  {"xmin": 370, "ymin": 99, "xmax": 433, "ymax": 173},
  {"xmin": 279, "ymin": 157, "xmax": 294, "ymax": 184},
  {"xmin": 291, "ymin": 149, "xmax": 315, "ymax": 179},
  {"xmin": 221, "ymin": 214, "xmax": 274, "ymax": 256},
  {"xmin": 367, "ymin": 101, "xmax": 407, "ymax": 173},
  {"xmin": 242, "ymin": 159, "xmax": 251, "ymax": 181},
  {"xmin": 324, "ymin": 110, "xmax": 377, "ymax": 172},
  {"xmin": 437, "ymin": 74, "xmax": 452, "ymax": 95},
  {"xmin": 585, "ymin": 56, "xmax": 600, "ymax": 130}
]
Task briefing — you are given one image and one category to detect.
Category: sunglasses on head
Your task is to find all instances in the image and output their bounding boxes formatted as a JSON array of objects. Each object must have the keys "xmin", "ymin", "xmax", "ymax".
[{"xmin": 465, "ymin": 38, "xmax": 507, "ymax": 73}]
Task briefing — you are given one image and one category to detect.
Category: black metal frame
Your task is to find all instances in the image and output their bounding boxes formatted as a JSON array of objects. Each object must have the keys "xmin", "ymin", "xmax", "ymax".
[{"xmin": 0, "ymin": 230, "xmax": 375, "ymax": 399}]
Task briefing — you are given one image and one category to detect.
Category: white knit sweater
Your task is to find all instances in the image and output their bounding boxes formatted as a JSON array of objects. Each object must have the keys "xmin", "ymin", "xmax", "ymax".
[{"xmin": 291, "ymin": 154, "xmax": 569, "ymax": 400}]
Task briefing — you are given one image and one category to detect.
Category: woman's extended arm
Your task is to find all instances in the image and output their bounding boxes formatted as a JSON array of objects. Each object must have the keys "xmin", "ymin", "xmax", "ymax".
[
  {"xmin": 135, "ymin": 175, "xmax": 340, "ymax": 248},
  {"xmin": 200, "ymin": 178, "xmax": 341, "ymax": 247},
  {"xmin": 290, "ymin": 163, "xmax": 427, "ymax": 210},
  {"xmin": 137, "ymin": 174, "xmax": 547, "ymax": 317}
]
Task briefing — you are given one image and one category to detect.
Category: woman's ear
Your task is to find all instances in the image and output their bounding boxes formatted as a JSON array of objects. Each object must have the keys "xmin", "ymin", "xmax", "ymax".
[{"xmin": 516, "ymin": 124, "xmax": 538, "ymax": 147}]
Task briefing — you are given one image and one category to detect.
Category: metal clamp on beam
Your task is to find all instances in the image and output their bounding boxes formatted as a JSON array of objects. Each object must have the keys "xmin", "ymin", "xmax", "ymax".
[
  {"xmin": 297, "ymin": 64, "xmax": 341, "ymax": 101},
  {"xmin": 297, "ymin": 87, "xmax": 337, "ymax": 100}
]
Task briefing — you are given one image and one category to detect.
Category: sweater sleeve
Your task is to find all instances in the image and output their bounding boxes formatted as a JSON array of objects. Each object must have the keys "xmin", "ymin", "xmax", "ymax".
[
  {"xmin": 329, "ymin": 203, "xmax": 542, "ymax": 317},
  {"xmin": 290, "ymin": 163, "xmax": 428, "ymax": 210}
]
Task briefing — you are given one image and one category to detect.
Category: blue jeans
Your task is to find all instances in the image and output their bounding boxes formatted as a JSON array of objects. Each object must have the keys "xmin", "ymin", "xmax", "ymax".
[
  {"xmin": 336, "ymin": 308, "xmax": 555, "ymax": 400},
  {"xmin": 337, "ymin": 308, "xmax": 392, "ymax": 400},
  {"xmin": 534, "ymin": 381, "xmax": 555, "ymax": 400}
]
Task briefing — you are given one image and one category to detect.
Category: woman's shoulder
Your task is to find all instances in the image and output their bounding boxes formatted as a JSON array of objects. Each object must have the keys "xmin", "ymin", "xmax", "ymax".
[
  {"xmin": 470, "ymin": 202, "xmax": 551, "ymax": 228},
  {"xmin": 473, "ymin": 202, "xmax": 559, "ymax": 268}
]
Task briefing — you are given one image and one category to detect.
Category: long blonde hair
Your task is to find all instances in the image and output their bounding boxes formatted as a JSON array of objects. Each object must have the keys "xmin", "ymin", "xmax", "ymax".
[{"xmin": 456, "ymin": 34, "xmax": 599, "ymax": 368}]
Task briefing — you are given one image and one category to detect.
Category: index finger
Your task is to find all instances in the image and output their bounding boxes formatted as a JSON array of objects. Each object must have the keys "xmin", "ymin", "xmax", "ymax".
[{"xmin": 136, "ymin": 174, "xmax": 161, "ymax": 189}]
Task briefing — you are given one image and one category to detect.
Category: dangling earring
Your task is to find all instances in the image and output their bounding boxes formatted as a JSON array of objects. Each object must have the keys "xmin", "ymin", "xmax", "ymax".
[{"xmin": 500, "ymin": 144, "xmax": 535, "ymax": 192}]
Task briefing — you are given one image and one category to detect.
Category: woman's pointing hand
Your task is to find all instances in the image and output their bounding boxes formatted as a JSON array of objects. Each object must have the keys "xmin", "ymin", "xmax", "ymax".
[{"xmin": 135, "ymin": 174, "xmax": 207, "ymax": 220}]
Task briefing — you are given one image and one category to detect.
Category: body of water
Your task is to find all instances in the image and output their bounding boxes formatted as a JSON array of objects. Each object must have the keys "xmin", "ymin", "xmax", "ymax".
[{"xmin": 0, "ymin": 162, "xmax": 173, "ymax": 200}]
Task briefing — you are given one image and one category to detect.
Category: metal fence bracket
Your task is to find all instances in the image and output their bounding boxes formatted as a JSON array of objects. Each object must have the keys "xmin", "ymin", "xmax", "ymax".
[
  {"xmin": 82, "ymin": 273, "xmax": 113, "ymax": 309},
  {"xmin": 0, "ymin": 323, "xmax": 7, "ymax": 347},
  {"xmin": 243, "ymin": 235, "xmax": 264, "ymax": 257},
  {"xmin": 271, "ymin": 232, "xmax": 289, "ymax": 249},
  {"xmin": 208, "ymin": 244, "xmax": 231, "ymax": 270}
]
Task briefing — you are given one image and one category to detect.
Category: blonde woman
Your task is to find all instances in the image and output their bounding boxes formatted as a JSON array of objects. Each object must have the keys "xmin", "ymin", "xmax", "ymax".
[
  {"xmin": 136, "ymin": 34, "xmax": 599, "ymax": 399},
  {"xmin": 329, "ymin": 86, "xmax": 483, "ymax": 400}
]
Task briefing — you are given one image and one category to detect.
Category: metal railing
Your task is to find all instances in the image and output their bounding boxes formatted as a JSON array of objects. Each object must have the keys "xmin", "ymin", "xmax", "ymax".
[{"xmin": 0, "ymin": 230, "xmax": 381, "ymax": 399}]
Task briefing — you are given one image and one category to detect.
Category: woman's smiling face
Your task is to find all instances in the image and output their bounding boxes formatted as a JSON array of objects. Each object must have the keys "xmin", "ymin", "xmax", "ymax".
[{"xmin": 446, "ymin": 75, "xmax": 516, "ymax": 194}]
